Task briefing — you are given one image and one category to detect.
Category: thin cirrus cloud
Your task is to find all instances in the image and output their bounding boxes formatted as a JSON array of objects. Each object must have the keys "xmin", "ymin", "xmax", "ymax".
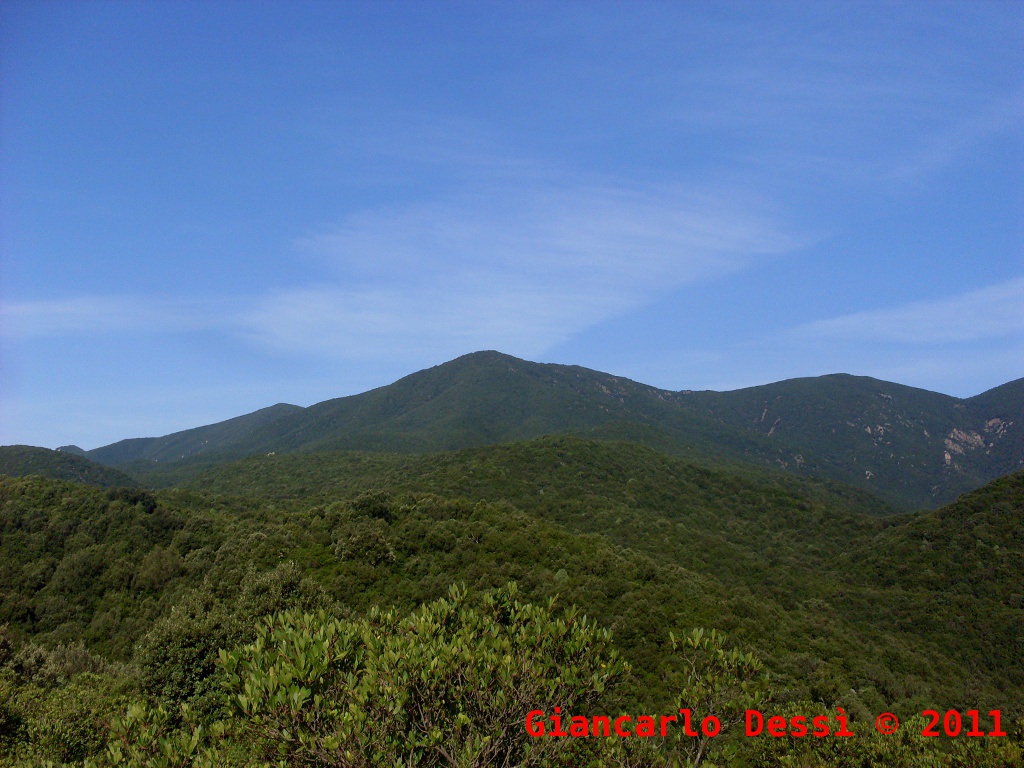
[
  {"xmin": 882, "ymin": 89, "xmax": 1024, "ymax": 184},
  {"xmin": 1, "ymin": 295, "xmax": 205, "ymax": 339},
  {"xmin": 236, "ymin": 281, "xmax": 604, "ymax": 362},
  {"xmin": 241, "ymin": 184, "xmax": 804, "ymax": 360},
  {"xmin": 793, "ymin": 277, "xmax": 1024, "ymax": 345},
  {"xmin": 299, "ymin": 185, "xmax": 799, "ymax": 281},
  {"xmin": 3, "ymin": 183, "xmax": 803, "ymax": 362}
]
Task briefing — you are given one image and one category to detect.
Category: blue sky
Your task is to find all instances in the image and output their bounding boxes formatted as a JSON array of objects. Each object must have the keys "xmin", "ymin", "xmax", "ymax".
[{"xmin": 1, "ymin": 1, "xmax": 1022, "ymax": 449}]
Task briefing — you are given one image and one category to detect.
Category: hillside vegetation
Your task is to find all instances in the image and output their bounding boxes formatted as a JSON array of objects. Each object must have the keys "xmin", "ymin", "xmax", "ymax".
[
  {"xmin": 85, "ymin": 404, "xmax": 304, "ymax": 467},
  {"xmin": 184, "ymin": 437, "xmax": 1023, "ymax": 704},
  {"xmin": 1, "ymin": 436, "xmax": 1022, "ymax": 765},
  {"xmin": 0, "ymin": 446, "xmax": 137, "ymax": 489},
  {"xmin": 77, "ymin": 352, "xmax": 1023, "ymax": 508},
  {"xmin": 677, "ymin": 374, "xmax": 1024, "ymax": 509}
]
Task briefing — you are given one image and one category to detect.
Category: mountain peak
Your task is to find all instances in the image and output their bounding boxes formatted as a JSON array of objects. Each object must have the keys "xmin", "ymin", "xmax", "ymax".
[
  {"xmin": 74, "ymin": 351, "xmax": 1023, "ymax": 508},
  {"xmin": 438, "ymin": 350, "xmax": 528, "ymax": 369}
]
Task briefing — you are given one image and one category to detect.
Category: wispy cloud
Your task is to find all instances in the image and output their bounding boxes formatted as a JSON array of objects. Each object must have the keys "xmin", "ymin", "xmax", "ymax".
[
  {"xmin": 236, "ymin": 282, "xmax": 601, "ymax": 361},
  {"xmin": 883, "ymin": 90, "xmax": 1024, "ymax": 183},
  {"xmin": 793, "ymin": 278, "xmax": 1024, "ymax": 344},
  {"xmin": 0, "ymin": 295, "xmax": 242, "ymax": 339},
  {"xmin": 302, "ymin": 185, "xmax": 796, "ymax": 281},
  {"xmin": 2, "ymin": 183, "xmax": 804, "ymax": 363},
  {"xmin": 666, "ymin": 21, "xmax": 1024, "ymax": 189},
  {"xmin": 245, "ymin": 184, "xmax": 802, "ymax": 360}
]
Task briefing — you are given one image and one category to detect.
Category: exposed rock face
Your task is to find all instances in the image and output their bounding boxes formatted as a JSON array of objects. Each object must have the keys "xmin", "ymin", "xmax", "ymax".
[
  {"xmin": 984, "ymin": 418, "xmax": 1011, "ymax": 437},
  {"xmin": 944, "ymin": 428, "xmax": 986, "ymax": 456}
]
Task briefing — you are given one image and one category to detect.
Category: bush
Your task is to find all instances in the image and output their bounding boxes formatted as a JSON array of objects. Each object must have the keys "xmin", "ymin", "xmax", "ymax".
[{"xmin": 220, "ymin": 584, "xmax": 628, "ymax": 767}]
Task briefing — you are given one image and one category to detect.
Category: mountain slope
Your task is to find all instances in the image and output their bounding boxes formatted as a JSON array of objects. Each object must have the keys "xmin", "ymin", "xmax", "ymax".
[
  {"xmin": 847, "ymin": 468, "xmax": 1024, "ymax": 605},
  {"xmin": 834, "ymin": 468, "xmax": 1024, "ymax": 692},
  {"xmin": 87, "ymin": 402, "xmax": 304, "ymax": 466},
  {"xmin": 185, "ymin": 435, "xmax": 897, "ymax": 605},
  {"xmin": 82, "ymin": 351, "xmax": 1023, "ymax": 508},
  {"xmin": 95, "ymin": 352, "xmax": 806, "ymax": 484},
  {"xmin": 234, "ymin": 351, "xmax": 800, "ymax": 461},
  {"xmin": 0, "ymin": 445, "xmax": 137, "ymax": 488},
  {"xmin": 4, "ymin": 465, "xmax": 1021, "ymax": 719},
  {"xmin": 965, "ymin": 378, "xmax": 1024, "ymax": 480},
  {"xmin": 181, "ymin": 439, "xmax": 1023, "ymax": 713},
  {"xmin": 674, "ymin": 374, "xmax": 1024, "ymax": 507}
]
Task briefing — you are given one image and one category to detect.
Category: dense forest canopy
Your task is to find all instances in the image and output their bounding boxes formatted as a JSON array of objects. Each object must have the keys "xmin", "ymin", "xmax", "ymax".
[{"xmin": 1, "ymin": 430, "xmax": 1022, "ymax": 766}]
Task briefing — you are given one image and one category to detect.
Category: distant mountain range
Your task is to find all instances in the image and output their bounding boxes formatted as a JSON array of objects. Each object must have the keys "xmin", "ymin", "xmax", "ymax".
[{"xmin": 35, "ymin": 350, "xmax": 1021, "ymax": 508}]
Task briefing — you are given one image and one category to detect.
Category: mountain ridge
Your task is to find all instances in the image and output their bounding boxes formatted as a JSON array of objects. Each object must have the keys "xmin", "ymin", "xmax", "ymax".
[
  {"xmin": 0, "ymin": 444, "xmax": 138, "ymax": 488},
  {"xmin": 86, "ymin": 402, "xmax": 304, "ymax": 466},
  {"xmin": 34, "ymin": 351, "xmax": 1024, "ymax": 508}
]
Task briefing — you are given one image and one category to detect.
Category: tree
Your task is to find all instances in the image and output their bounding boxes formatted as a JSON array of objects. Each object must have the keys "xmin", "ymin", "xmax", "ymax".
[
  {"xmin": 663, "ymin": 628, "xmax": 771, "ymax": 767},
  {"xmin": 219, "ymin": 584, "xmax": 628, "ymax": 767}
]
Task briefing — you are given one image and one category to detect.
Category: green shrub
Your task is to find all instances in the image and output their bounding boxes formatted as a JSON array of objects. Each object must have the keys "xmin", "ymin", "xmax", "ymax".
[{"xmin": 220, "ymin": 584, "xmax": 627, "ymax": 767}]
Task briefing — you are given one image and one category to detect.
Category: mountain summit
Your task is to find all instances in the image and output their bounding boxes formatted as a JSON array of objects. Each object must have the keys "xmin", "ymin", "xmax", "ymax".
[{"xmin": 76, "ymin": 351, "xmax": 1022, "ymax": 508}]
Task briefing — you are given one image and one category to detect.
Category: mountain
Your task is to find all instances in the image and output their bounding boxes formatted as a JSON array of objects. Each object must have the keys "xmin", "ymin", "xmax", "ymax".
[
  {"xmin": 87, "ymin": 402, "xmax": 304, "ymax": 467},
  {"xmin": 186, "ymin": 433, "xmax": 895, "ymax": 521},
  {"xmin": 0, "ymin": 445, "xmax": 137, "ymax": 488},
  {"xmin": 3, "ymin": 431, "xmax": 1022, "ymax": 761},
  {"xmin": 835, "ymin": 468, "xmax": 1024, "ymax": 693},
  {"xmin": 55, "ymin": 444, "xmax": 89, "ymax": 457},
  {"xmin": 961, "ymin": 377, "xmax": 1024, "ymax": 479},
  {"xmin": 848, "ymin": 466, "xmax": 1024, "ymax": 605},
  {"xmin": 87, "ymin": 351, "xmax": 805, "ymax": 484},
  {"xmin": 674, "ymin": 373, "xmax": 1024, "ymax": 507},
  {"xmin": 80, "ymin": 351, "xmax": 1023, "ymax": 508},
  {"xmin": 184, "ymin": 434, "xmax": 898, "ymax": 610}
]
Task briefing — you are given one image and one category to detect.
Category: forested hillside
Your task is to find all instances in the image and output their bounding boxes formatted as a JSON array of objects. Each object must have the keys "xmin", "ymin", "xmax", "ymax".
[
  {"xmin": 1, "ymin": 442, "xmax": 1021, "ymax": 766},
  {"xmin": 184, "ymin": 437, "xmax": 1024, "ymax": 709},
  {"xmin": 84, "ymin": 404, "xmax": 304, "ymax": 467},
  {"xmin": 675, "ymin": 373, "xmax": 1024, "ymax": 508},
  {"xmin": 0, "ymin": 446, "xmax": 137, "ymax": 489},
  {"xmin": 77, "ymin": 352, "xmax": 1024, "ymax": 508}
]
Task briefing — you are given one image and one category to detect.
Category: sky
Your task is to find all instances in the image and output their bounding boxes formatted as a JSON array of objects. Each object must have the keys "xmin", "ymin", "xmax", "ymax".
[{"xmin": 1, "ymin": 0, "xmax": 1022, "ymax": 450}]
